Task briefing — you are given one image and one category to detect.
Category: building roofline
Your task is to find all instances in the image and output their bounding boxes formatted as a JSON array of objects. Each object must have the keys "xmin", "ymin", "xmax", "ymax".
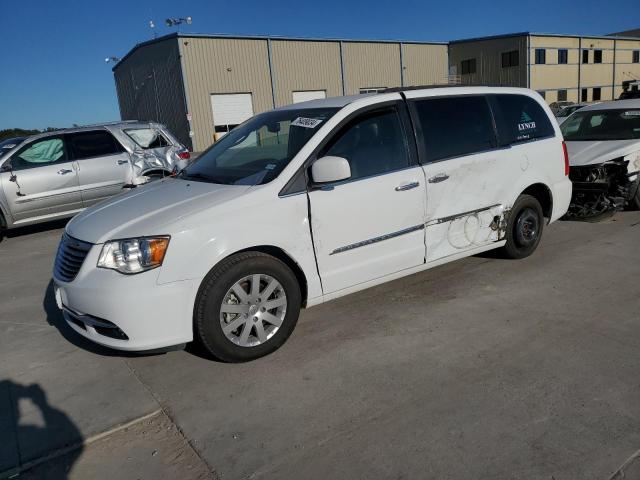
[
  {"xmin": 113, "ymin": 32, "xmax": 448, "ymax": 71},
  {"xmin": 450, "ymin": 31, "xmax": 640, "ymax": 45},
  {"xmin": 449, "ymin": 32, "xmax": 530, "ymax": 44}
]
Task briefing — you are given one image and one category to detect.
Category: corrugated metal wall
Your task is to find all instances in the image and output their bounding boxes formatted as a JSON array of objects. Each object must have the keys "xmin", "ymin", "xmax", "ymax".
[
  {"xmin": 449, "ymin": 36, "xmax": 528, "ymax": 88},
  {"xmin": 117, "ymin": 35, "xmax": 448, "ymax": 151},
  {"xmin": 342, "ymin": 42, "xmax": 402, "ymax": 94},
  {"xmin": 113, "ymin": 38, "xmax": 190, "ymax": 148},
  {"xmin": 271, "ymin": 40, "xmax": 343, "ymax": 105},
  {"xmin": 403, "ymin": 43, "xmax": 449, "ymax": 86},
  {"xmin": 180, "ymin": 37, "xmax": 273, "ymax": 152}
]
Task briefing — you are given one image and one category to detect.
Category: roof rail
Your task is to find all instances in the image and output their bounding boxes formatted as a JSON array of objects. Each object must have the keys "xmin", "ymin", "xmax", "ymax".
[
  {"xmin": 382, "ymin": 83, "xmax": 511, "ymax": 93},
  {"xmin": 75, "ymin": 120, "xmax": 143, "ymax": 128}
]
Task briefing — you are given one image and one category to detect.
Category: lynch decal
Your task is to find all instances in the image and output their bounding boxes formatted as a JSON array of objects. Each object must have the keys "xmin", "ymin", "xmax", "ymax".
[{"xmin": 518, "ymin": 121, "xmax": 536, "ymax": 131}]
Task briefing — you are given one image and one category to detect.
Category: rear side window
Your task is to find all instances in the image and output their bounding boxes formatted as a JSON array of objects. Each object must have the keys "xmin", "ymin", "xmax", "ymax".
[
  {"xmin": 411, "ymin": 96, "xmax": 497, "ymax": 163},
  {"xmin": 490, "ymin": 94, "xmax": 555, "ymax": 145},
  {"xmin": 67, "ymin": 131, "xmax": 124, "ymax": 160},
  {"xmin": 125, "ymin": 128, "xmax": 170, "ymax": 149}
]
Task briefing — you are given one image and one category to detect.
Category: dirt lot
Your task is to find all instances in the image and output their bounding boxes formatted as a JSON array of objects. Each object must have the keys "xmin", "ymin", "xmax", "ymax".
[{"xmin": 1, "ymin": 213, "xmax": 639, "ymax": 479}]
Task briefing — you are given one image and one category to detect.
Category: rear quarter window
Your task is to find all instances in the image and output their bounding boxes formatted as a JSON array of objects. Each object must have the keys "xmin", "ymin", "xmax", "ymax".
[
  {"xmin": 490, "ymin": 94, "xmax": 555, "ymax": 145},
  {"xmin": 124, "ymin": 128, "xmax": 171, "ymax": 149}
]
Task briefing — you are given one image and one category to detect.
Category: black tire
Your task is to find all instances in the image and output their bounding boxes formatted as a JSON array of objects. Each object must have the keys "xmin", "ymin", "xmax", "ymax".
[
  {"xmin": 194, "ymin": 252, "xmax": 301, "ymax": 362},
  {"xmin": 499, "ymin": 194, "xmax": 544, "ymax": 259}
]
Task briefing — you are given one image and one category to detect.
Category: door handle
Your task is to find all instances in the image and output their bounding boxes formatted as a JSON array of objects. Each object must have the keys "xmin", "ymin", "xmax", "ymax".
[
  {"xmin": 428, "ymin": 173, "xmax": 449, "ymax": 184},
  {"xmin": 395, "ymin": 181, "xmax": 420, "ymax": 191},
  {"xmin": 57, "ymin": 169, "xmax": 73, "ymax": 175},
  {"xmin": 117, "ymin": 159, "xmax": 129, "ymax": 165}
]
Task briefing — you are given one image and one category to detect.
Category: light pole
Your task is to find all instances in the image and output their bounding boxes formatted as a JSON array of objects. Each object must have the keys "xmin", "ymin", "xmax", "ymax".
[{"xmin": 165, "ymin": 16, "xmax": 192, "ymax": 31}]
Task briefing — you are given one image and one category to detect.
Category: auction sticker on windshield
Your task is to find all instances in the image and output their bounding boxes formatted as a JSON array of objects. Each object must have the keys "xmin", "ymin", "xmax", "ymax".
[{"xmin": 291, "ymin": 117, "xmax": 323, "ymax": 128}]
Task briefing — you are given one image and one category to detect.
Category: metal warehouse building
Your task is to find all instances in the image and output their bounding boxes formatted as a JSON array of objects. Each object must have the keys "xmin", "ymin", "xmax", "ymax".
[
  {"xmin": 449, "ymin": 32, "xmax": 640, "ymax": 104},
  {"xmin": 113, "ymin": 33, "xmax": 449, "ymax": 151}
]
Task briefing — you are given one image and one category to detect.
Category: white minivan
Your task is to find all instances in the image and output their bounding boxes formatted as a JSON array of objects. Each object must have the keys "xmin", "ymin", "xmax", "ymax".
[{"xmin": 53, "ymin": 87, "xmax": 572, "ymax": 361}]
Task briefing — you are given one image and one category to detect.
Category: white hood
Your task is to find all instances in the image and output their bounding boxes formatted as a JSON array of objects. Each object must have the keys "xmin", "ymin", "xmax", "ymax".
[
  {"xmin": 66, "ymin": 178, "xmax": 251, "ymax": 244},
  {"xmin": 566, "ymin": 139, "xmax": 640, "ymax": 169}
]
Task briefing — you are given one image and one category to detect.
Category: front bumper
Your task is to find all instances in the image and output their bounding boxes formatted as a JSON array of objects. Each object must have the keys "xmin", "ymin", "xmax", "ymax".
[
  {"xmin": 53, "ymin": 244, "xmax": 198, "ymax": 351},
  {"xmin": 566, "ymin": 161, "xmax": 639, "ymax": 218}
]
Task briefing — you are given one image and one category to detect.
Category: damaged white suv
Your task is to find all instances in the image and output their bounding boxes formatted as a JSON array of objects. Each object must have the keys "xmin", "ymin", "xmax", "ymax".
[
  {"xmin": 562, "ymin": 99, "xmax": 640, "ymax": 218},
  {"xmin": 53, "ymin": 87, "xmax": 571, "ymax": 361},
  {"xmin": 0, "ymin": 121, "xmax": 190, "ymax": 230}
]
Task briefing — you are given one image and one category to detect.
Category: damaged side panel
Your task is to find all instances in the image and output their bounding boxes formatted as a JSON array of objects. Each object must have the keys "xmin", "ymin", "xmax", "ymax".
[{"xmin": 425, "ymin": 204, "xmax": 507, "ymax": 261}]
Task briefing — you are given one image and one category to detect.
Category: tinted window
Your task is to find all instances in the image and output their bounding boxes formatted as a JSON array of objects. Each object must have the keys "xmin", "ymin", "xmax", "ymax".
[
  {"xmin": 501, "ymin": 50, "xmax": 519, "ymax": 68},
  {"xmin": 491, "ymin": 94, "xmax": 555, "ymax": 145},
  {"xmin": 535, "ymin": 49, "xmax": 546, "ymax": 64},
  {"xmin": 594, "ymin": 50, "xmax": 602, "ymax": 64},
  {"xmin": 461, "ymin": 59, "xmax": 476, "ymax": 75},
  {"xmin": 581, "ymin": 88, "xmax": 588, "ymax": 102},
  {"xmin": 11, "ymin": 137, "xmax": 67, "ymax": 170},
  {"xmin": 634, "ymin": 51, "xmax": 639, "ymax": 63},
  {"xmin": 68, "ymin": 131, "xmax": 123, "ymax": 160},
  {"xmin": 558, "ymin": 49, "xmax": 568, "ymax": 64},
  {"xmin": 557, "ymin": 90, "xmax": 568, "ymax": 102},
  {"xmin": 561, "ymin": 109, "xmax": 640, "ymax": 141},
  {"xmin": 322, "ymin": 108, "xmax": 409, "ymax": 180},
  {"xmin": 582, "ymin": 50, "xmax": 589, "ymax": 64},
  {"xmin": 413, "ymin": 96, "xmax": 496, "ymax": 162},
  {"xmin": 592, "ymin": 87, "xmax": 601, "ymax": 101},
  {"xmin": 125, "ymin": 128, "xmax": 170, "ymax": 149}
]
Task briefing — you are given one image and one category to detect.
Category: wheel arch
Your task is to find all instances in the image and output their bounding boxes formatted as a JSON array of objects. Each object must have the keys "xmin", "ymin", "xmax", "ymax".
[
  {"xmin": 202, "ymin": 245, "xmax": 310, "ymax": 307},
  {"xmin": 519, "ymin": 183, "xmax": 553, "ymax": 223},
  {"xmin": 141, "ymin": 168, "xmax": 172, "ymax": 177}
]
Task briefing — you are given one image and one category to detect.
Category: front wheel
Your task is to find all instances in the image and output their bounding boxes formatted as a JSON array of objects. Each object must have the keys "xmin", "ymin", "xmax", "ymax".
[
  {"xmin": 499, "ymin": 194, "xmax": 544, "ymax": 259},
  {"xmin": 194, "ymin": 252, "xmax": 301, "ymax": 362}
]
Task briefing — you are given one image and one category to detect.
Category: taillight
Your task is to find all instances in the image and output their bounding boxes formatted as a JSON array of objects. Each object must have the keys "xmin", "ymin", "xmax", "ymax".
[
  {"xmin": 178, "ymin": 150, "xmax": 191, "ymax": 160},
  {"xmin": 562, "ymin": 141, "xmax": 570, "ymax": 176}
]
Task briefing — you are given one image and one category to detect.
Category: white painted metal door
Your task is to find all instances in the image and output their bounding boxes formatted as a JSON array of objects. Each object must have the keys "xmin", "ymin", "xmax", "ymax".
[
  {"xmin": 292, "ymin": 90, "xmax": 326, "ymax": 103},
  {"xmin": 210, "ymin": 93, "xmax": 254, "ymax": 136},
  {"xmin": 308, "ymin": 105, "xmax": 426, "ymax": 294}
]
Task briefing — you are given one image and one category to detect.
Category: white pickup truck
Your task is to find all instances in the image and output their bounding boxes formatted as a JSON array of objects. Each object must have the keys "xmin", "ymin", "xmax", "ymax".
[{"xmin": 53, "ymin": 86, "xmax": 572, "ymax": 361}]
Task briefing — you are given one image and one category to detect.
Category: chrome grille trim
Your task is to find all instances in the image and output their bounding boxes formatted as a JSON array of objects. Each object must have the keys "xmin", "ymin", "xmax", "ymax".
[{"xmin": 53, "ymin": 233, "xmax": 92, "ymax": 282}]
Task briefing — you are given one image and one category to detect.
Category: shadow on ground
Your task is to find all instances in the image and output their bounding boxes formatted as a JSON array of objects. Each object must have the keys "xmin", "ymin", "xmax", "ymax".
[
  {"xmin": 1, "ymin": 218, "xmax": 69, "ymax": 241},
  {"xmin": 0, "ymin": 380, "xmax": 83, "ymax": 479}
]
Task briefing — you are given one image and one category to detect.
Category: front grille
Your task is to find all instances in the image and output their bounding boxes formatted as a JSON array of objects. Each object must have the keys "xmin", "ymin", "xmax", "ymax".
[{"xmin": 54, "ymin": 233, "xmax": 92, "ymax": 282}]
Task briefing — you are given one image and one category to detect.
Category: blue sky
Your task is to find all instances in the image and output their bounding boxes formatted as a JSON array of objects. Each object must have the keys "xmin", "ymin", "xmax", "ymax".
[{"xmin": 1, "ymin": 0, "xmax": 638, "ymax": 130}]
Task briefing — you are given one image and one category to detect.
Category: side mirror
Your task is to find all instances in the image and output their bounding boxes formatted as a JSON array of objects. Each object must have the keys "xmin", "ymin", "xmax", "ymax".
[
  {"xmin": 311, "ymin": 156, "xmax": 351, "ymax": 184},
  {"xmin": 0, "ymin": 161, "xmax": 12, "ymax": 173}
]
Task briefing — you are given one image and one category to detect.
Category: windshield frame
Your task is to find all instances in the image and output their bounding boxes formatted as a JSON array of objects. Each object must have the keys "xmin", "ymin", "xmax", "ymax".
[
  {"xmin": 560, "ymin": 108, "xmax": 640, "ymax": 141},
  {"xmin": 180, "ymin": 107, "xmax": 339, "ymax": 186}
]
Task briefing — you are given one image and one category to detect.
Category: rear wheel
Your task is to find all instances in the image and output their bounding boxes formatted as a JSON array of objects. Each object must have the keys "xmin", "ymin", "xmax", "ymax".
[
  {"xmin": 500, "ymin": 194, "xmax": 544, "ymax": 259},
  {"xmin": 194, "ymin": 252, "xmax": 301, "ymax": 362}
]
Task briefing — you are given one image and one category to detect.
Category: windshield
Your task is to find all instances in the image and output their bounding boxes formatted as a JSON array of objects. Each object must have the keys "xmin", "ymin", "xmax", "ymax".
[
  {"xmin": 181, "ymin": 107, "xmax": 338, "ymax": 185},
  {"xmin": 0, "ymin": 137, "xmax": 25, "ymax": 151},
  {"xmin": 561, "ymin": 109, "xmax": 640, "ymax": 141}
]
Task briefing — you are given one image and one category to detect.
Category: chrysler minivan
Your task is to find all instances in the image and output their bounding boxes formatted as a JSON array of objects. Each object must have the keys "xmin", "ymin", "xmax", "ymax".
[{"xmin": 53, "ymin": 87, "xmax": 572, "ymax": 361}]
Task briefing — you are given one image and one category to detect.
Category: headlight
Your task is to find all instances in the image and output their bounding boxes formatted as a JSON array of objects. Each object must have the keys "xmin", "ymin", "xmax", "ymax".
[{"xmin": 97, "ymin": 236, "xmax": 170, "ymax": 274}]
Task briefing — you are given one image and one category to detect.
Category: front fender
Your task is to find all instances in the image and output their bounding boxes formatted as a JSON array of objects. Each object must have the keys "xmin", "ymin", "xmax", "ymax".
[{"xmin": 156, "ymin": 190, "xmax": 323, "ymax": 302}]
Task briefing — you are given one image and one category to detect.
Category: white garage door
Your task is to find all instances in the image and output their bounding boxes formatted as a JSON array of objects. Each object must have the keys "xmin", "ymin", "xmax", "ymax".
[
  {"xmin": 210, "ymin": 93, "xmax": 254, "ymax": 134},
  {"xmin": 292, "ymin": 90, "xmax": 327, "ymax": 103}
]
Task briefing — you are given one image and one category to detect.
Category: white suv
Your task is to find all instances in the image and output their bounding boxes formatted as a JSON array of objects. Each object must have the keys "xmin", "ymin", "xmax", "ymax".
[{"xmin": 53, "ymin": 87, "xmax": 572, "ymax": 361}]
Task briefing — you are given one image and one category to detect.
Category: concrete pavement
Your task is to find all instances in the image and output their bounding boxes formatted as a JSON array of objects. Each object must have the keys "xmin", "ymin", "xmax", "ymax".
[{"xmin": 1, "ymin": 213, "xmax": 639, "ymax": 479}]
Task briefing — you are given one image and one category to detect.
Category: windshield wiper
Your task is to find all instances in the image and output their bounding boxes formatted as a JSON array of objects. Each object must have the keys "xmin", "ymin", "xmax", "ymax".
[{"xmin": 180, "ymin": 171, "xmax": 229, "ymax": 184}]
